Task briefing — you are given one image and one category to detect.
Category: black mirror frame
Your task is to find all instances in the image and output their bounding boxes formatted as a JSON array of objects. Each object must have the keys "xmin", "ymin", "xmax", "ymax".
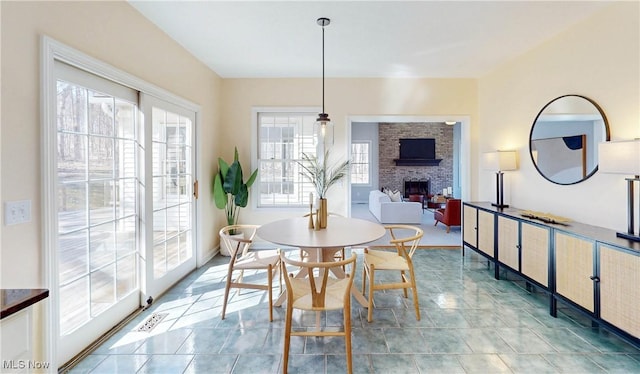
[{"xmin": 529, "ymin": 94, "xmax": 610, "ymax": 185}]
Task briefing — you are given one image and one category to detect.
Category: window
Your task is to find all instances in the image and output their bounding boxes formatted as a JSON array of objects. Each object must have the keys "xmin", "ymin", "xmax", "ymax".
[
  {"xmin": 257, "ymin": 112, "xmax": 317, "ymax": 207},
  {"xmin": 351, "ymin": 142, "xmax": 371, "ymax": 185}
]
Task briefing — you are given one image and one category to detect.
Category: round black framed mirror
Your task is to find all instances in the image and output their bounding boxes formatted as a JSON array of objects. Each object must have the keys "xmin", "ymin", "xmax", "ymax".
[{"xmin": 529, "ymin": 95, "xmax": 610, "ymax": 185}]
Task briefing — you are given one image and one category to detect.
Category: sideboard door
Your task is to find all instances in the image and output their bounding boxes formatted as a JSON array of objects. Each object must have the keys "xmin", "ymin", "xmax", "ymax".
[
  {"xmin": 599, "ymin": 244, "xmax": 640, "ymax": 339},
  {"xmin": 477, "ymin": 210, "xmax": 495, "ymax": 259},
  {"xmin": 463, "ymin": 205, "xmax": 478, "ymax": 248},
  {"xmin": 498, "ymin": 216, "xmax": 519, "ymax": 271},
  {"xmin": 520, "ymin": 222, "xmax": 550, "ymax": 288},
  {"xmin": 554, "ymin": 231, "xmax": 595, "ymax": 313}
]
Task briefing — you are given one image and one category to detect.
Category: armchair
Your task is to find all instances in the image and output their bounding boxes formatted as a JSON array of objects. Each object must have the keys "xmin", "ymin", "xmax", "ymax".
[{"xmin": 433, "ymin": 198, "xmax": 461, "ymax": 233}]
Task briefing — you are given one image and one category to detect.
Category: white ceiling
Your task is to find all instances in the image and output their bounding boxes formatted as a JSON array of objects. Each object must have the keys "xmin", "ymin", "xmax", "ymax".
[{"xmin": 129, "ymin": 1, "xmax": 611, "ymax": 79}]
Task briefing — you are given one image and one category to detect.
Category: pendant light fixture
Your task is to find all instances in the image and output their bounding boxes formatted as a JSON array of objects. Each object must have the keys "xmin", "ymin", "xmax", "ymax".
[{"xmin": 316, "ymin": 17, "xmax": 332, "ymax": 144}]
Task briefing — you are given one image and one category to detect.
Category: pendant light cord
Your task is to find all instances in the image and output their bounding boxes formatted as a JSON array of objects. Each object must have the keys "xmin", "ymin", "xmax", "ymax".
[
  {"xmin": 316, "ymin": 17, "xmax": 330, "ymax": 124},
  {"xmin": 322, "ymin": 24, "xmax": 325, "ymax": 113}
]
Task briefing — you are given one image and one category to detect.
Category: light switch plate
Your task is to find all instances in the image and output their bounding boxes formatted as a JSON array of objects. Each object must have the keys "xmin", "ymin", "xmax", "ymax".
[{"xmin": 4, "ymin": 200, "xmax": 32, "ymax": 226}]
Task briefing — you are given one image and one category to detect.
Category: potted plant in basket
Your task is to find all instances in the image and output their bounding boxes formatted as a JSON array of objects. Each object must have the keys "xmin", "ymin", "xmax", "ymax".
[
  {"xmin": 214, "ymin": 147, "xmax": 258, "ymax": 255},
  {"xmin": 298, "ymin": 149, "xmax": 349, "ymax": 228}
]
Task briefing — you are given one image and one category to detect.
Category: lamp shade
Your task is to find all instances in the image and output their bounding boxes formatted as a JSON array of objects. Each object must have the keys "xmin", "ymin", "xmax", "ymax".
[
  {"xmin": 598, "ymin": 140, "xmax": 640, "ymax": 175},
  {"xmin": 483, "ymin": 150, "xmax": 518, "ymax": 171}
]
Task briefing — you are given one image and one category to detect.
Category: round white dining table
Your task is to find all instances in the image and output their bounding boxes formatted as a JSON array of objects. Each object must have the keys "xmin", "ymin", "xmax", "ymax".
[
  {"xmin": 257, "ymin": 216, "xmax": 386, "ymax": 307},
  {"xmin": 257, "ymin": 216, "xmax": 386, "ymax": 249}
]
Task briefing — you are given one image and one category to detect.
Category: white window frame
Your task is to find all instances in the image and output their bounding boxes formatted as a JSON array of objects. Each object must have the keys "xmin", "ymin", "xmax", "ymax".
[
  {"xmin": 251, "ymin": 107, "xmax": 321, "ymax": 209},
  {"xmin": 350, "ymin": 141, "xmax": 372, "ymax": 186}
]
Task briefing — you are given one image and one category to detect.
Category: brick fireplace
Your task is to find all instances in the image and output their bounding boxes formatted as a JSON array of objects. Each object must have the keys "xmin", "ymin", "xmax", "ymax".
[
  {"xmin": 403, "ymin": 179, "xmax": 430, "ymax": 198},
  {"xmin": 378, "ymin": 122, "xmax": 453, "ymax": 196}
]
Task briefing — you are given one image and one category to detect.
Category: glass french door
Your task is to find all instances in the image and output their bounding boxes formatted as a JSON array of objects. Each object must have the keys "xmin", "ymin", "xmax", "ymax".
[
  {"xmin": 142, "ymin": 94, "xmax": 197, "ymax": 298},
  {"xmin": 52, "ymin": 63, "xmax": 197, "ymax": 365},
  {"xmin": 55, "ymin": 62, "xmax": 140, "ymax": 364}
]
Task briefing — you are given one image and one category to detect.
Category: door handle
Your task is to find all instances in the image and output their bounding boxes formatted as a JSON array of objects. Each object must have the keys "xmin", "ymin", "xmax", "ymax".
[
  {"xmin": 589, "ymin": 276, "xmax": 600, "ymax": 282},
  {"xmin": 193, "ymin": 180, "xmax": 199, "ymax": 199}
]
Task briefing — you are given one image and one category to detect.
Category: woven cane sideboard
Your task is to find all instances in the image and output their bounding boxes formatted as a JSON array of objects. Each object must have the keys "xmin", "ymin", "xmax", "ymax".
[{"xmin": 462, "ymin": 202, "xmax": 640, "ymax": 347}]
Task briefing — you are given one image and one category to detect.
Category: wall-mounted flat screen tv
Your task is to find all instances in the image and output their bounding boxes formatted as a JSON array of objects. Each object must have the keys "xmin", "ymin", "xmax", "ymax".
[{"xmin": 399, "ymin": 138, "xmax": 436, "ymax": 159}]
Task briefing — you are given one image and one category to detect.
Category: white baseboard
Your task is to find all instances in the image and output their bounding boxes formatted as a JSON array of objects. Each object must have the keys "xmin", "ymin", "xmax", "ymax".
[{"xmin": 198, "ymin": 247, "xmax": 219, "ymax": 267}]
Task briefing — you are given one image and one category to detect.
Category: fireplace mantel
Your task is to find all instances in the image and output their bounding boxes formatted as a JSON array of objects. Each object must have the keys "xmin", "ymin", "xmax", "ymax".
[{"xmin": 394, "ymin": 158, "xmax": 442, "ymax": 166}]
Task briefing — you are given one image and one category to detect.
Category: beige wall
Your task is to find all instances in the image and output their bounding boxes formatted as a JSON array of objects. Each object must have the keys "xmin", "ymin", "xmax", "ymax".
[
  {"xmin": 0, "ymin": 2, "xmax": 222, "ymax": 286},
  {"xmin": 477, "ymin": 2, "xmax": 640, "ymax": 230},
  {"xmin": 2, "ymin": 0, "xmax": 637, "ymax": 367},
  {"xmin": 220, "ymin": 77, "xmax": 478, "ymax": 226}
]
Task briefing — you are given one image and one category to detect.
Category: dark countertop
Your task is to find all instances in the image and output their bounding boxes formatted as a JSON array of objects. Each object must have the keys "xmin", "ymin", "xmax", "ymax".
[
  {"xmin": 464, "ymin": 201, "xmax": 640, "ymax": 253},
  {"xmin": 1, "ymin": 289, "xmax": 49, "ymax": 320}
]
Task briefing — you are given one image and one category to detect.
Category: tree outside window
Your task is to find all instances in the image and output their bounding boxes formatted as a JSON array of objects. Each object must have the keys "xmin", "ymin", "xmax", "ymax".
[
  {"xmin": 257, "ymin": 112, "xmax": 317, "ymax": 207},
  {"xmin": 351, "ymin": 142, "xmax": 370, "ymax": 185}
]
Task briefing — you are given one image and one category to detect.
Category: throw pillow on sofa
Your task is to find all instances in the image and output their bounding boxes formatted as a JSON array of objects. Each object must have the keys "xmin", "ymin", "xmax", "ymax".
[{"xmin": 389, "ymin": 190, "xmax": 402, "ymax": 202}]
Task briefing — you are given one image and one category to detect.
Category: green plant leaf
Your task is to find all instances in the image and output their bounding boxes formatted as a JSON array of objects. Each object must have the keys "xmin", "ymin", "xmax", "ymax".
[
  {"xmin": 223, "ymin": 160, "xmax": 242, "ymax": 194},
  {"xmin": 213, "ymin": 146, "xmax": 258, "ymax": 226},
  {"xmin": 234, "ymin": 184, "xmax": 249, "ymax": 208},
  {"xmin": 218, "ymin": 157, "xmax": 229, "ymax": 183},
  {"xmin": 213, "ymin": 173, "xmax": 227, "ymax": 209},
  {"xmin": 246, "ymin": 168, "xmax": 258, "ymax": 188}
]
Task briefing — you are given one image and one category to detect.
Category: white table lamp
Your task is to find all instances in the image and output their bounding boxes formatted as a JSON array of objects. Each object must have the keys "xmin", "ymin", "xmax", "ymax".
[
  {"xmin": 483, "ymin": 150, "xmax": 518, "ymax": 208},
  {"xmin": 598, "ymin": 139, "xmax": 640, "ymax": 242}
]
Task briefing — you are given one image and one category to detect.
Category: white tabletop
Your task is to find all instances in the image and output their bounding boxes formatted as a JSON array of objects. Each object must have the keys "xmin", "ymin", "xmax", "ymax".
[{"xmin": 257, "ymin": 216, "xmax": 385, "ymax": 249}]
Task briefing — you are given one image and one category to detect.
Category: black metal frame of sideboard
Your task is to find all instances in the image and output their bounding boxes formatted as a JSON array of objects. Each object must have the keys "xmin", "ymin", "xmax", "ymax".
[{"xmin": 462, "ymin": 202, "xmax": 640, "ymax": 349}]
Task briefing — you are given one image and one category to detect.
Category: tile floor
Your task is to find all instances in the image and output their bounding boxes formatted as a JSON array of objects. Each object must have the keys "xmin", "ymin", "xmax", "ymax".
[{"xmin": 69, "ymin": 248, "xmax": 640, "ymax": 373}]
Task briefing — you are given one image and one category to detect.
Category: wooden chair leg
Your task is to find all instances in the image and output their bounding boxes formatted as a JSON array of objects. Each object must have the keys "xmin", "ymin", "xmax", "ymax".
[
  {"xmin": 361, "ymin": 264, "xmax": 367, "ymax": 296},
  {"xmin": 221, "ymin": 267, "xmax": 234, "ymax": 320},
  {"xmin": 409, "ymin": 270, "xmax": 421, "ymax": 321},
  {"xmin": 361, "ymin": 249, "xmax": 368, "ymax": 296},
  {"xmin": 283, "ymin": 303, "xmax": 293, "ymax": 374},
  {"xmin": 345, "ymin": 301, "xmax": 352, "ymax": 374},
  {"xmin": 367, "ymin": 264, "xmax": 375, "ymax": 323},
  {"xmin": 221, "ymin": 284, "xmax": 230, "ymax": 320},
  {"xmin": 401, "ymin": 270, "xmax": 408, "ymax": 298}
]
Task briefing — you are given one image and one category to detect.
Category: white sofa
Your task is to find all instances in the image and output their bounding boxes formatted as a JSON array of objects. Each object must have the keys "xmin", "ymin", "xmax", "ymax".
[{"xmin": 368, "ymin": 190, "xmax": 423, "ymax": 224}]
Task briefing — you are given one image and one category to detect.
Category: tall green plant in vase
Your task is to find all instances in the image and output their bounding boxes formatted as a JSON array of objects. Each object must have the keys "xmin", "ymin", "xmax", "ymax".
[
  {"xmin": 213, "ymin": 147, "xmax": 258, "ymax": 255},
  {"xmin": 298, "ymin": 149, "xmax": 349, "ymax": 229}
]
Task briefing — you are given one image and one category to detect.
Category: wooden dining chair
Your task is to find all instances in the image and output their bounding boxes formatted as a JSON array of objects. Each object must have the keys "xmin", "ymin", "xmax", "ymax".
[
  {"xmin": 361, "ymin": 225, "xmax": 424, "ymax": 322},
  {"xmin": 219, "ymin": 225, "xmax": 281, "ymax": 322},
  {"xmin": 280, "ymin": 252, "xmax": 357, "ymax": 374},
  {"xmin": 300, "ymin": 212, "xmax": 346, "ymax": 268}
]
